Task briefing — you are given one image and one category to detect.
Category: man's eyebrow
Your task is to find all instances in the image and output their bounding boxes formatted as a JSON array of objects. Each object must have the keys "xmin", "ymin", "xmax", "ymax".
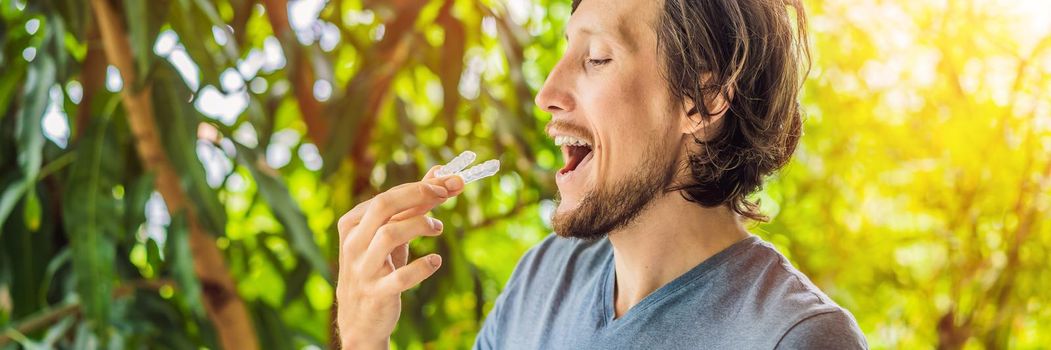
[
  {"xmin": 565, "ymin": 26, "xmax": 608, "ymax": 39},
  {"xmin": 563, "ymin": 24, "xmax": 636, "ymax": 52}
]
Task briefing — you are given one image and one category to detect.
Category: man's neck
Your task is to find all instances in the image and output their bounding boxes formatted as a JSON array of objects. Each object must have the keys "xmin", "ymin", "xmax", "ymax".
[{"xmin": 607, "ymin": 194, "xmax": 750, "ymax": 319}]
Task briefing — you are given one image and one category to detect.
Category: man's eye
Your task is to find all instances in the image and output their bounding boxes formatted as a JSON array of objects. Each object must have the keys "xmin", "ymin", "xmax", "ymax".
[{"xmin": 586, "ymin": 58, "xmax": 612, "ymax": 67}]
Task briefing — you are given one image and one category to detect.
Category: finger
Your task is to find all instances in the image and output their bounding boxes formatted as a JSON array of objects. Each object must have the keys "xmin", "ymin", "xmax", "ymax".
[
  {"xmin": 337, "ymin": 177, "xmax": 442, "ymax": 248},
  {"xmin": 379, "ymin": 254, "xmax": 442, "ymax": 293},
  {"xmin": 335, "ymin": 177, "xmax": 426, "ymax": 239},
  {"xmin": 337, "ymin": 198, "xmax": 373, "ymax": 248},
  {"xmin": 340, "ymin": 175, "xmax": 464, "ymax": 255},
  {"xmin": 365, "ymin": 216, "xmax": 443, "ymax": 270},
  {"xmin": 337, "ymin": 167, "xmax": 463, "ymax": 243},
  {"xmin": 389, "ymin": 175, "xmax": 464, "ymax": 222},
  {"xmin": 423, "ymin": 165, "xmax": 441, "ymax": 180},
  {"xmin": 353, "ymin": 177, "xmax": 463, "ymax": 248}
]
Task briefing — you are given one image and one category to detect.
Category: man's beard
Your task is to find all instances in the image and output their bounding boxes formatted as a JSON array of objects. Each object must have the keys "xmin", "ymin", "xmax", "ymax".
[{"xmin": 552, "ymin": 142, "xmax": 678, "ymax": 241}]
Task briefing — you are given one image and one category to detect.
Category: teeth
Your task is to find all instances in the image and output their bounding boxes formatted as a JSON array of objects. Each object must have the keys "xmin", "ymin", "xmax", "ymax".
[{"xmin": 553, "ymin": 135, "xmax": 592, "ymax": 147}]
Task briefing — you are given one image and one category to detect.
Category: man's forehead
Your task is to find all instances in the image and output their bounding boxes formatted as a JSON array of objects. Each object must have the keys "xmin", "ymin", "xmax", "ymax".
[{"xmin": 564, "ymin": 0, "xmax": 654, "ymax": 50}]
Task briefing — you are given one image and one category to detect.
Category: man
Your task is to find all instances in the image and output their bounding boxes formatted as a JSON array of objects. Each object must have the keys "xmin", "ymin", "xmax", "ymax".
[{"xmin": 335, "ymin": 0, "xmax": 868, "ymax": 348}]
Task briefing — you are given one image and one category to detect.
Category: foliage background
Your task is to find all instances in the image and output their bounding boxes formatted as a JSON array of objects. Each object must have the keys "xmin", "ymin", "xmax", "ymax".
[{"xmin": 1, "ymin": 0, "xmax": 1049, "ymax": 349}]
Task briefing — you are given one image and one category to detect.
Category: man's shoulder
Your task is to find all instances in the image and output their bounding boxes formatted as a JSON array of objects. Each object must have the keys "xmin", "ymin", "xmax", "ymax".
[
  {"xmin": 725, "ymin": 238, "xmax": 867, "ymax": 348},
  {"xmin": 508, "ymin": 233, "xmax": 611, "ymax": 287},
  {"xmin": 774, "ymin": 308, "xmax": 868, "ymax": 349}
]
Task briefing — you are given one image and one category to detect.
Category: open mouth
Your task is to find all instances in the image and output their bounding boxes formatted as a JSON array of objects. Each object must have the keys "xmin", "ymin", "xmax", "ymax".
[{"xmin": 555, "ymin": 135, "xmax": 594, "ymax": 175}]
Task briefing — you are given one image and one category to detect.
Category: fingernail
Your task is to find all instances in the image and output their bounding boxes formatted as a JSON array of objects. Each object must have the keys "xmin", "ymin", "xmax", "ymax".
[
  {"xmin": 427, "ymin": 183, "xmax": 449, "ymax": 197},
  {"xmin": 428, "ymin": 255, "xmax": 442, "ymax": 268},
  {"xmin": 444, "ymin": 176, "xmax": 463, "ymax": 192},
  {"xmin": 429, "ymin": 217, "xmax": 443, "ymax": 231}
]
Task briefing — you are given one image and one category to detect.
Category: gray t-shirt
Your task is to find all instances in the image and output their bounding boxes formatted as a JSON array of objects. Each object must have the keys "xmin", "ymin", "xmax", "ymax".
[{"xmin": 473, "ymin": 234, "xmax": 868, "ymax": 349}]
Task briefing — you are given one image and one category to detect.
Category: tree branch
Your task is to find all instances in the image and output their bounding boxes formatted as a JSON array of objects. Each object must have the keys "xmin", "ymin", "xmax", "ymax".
[
  {"xmin": 261, "ymin": 0, "xmax": 329, "ymax": 145},
  {"xmin": 89, "ymin": 1, "xmax": 259, "ymax": 349},
  {"xmin": 0, "ymin": 279, "xmax": 175, "ymax": 347},
  {"xmin": 346, "ymin": 1, "xmax": 423, "ymax": 200},
  {"xmin": 76, "ymin": 22, "xmax": 105, "ymax": 141}
]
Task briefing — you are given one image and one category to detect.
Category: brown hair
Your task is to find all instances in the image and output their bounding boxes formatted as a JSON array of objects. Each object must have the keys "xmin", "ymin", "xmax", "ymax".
[{"xmin": 572, "ymin": 0, "xmax": 811, "ymax": 221}]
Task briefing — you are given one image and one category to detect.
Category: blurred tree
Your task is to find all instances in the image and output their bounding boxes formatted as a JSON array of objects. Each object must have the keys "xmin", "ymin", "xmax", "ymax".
[
  {"xmin": 759, "ymin": 1, "xmax": 1051, "ymax": 349},
  {"xmin": 0, "ymin": 0, "xmax": 563, "ymax": 348},
  {"xmin": 0, "ymin": 0, "xmax": 1048, "ymax": 349}
]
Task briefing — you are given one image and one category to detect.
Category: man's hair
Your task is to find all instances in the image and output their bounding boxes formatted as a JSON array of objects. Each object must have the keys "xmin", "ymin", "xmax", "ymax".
[{"xmin": 571, "ymin": 0, "xmax": 811, "ymax": 221}]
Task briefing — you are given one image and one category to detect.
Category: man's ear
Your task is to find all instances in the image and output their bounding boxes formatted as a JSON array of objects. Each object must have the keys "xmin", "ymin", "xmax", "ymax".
[{"xmin": 680, "ymin": 87, "xmax": 733, "ymax": 139}]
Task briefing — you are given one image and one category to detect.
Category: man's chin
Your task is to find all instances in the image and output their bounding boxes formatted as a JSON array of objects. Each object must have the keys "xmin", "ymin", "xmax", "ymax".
[
  {"xmin": 553, "ymin": 196, "xmax": 581, "ymax": 215},
  {"xmin": 551, "ymin": 196, "xmax": 609, "ymax": 241}
]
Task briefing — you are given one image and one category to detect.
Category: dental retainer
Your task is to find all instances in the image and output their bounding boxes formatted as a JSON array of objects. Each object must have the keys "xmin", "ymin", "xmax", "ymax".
[{"xmin": 435, "ymin": 151, "xmax": 500, "ymax": 184}]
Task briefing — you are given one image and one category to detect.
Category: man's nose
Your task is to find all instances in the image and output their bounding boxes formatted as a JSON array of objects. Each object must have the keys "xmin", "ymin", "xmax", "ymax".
[{"xmin": 534, "ymin": 59, "xmax": 575, "ymax": 114}]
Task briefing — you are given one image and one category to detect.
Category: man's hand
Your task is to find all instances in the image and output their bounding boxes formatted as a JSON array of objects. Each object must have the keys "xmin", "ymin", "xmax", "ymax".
[{"xmin": 335, "ymin": 166, "xmax": 465, "ymax": 349}]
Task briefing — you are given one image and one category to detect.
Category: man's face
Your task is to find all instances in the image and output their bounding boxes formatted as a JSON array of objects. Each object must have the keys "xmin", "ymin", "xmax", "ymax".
[{"xmin": 538, "ymin": 0, "xmax": 685, "ymax": 240}]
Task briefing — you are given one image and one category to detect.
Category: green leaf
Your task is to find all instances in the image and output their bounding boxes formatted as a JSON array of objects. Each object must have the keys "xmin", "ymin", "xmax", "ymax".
[
  {"xmin": 51, "ymin": 0, "xmax": 87, "ymax": 42},
  {"xmin": 123, "ymin": 0, "xmax": 150, "ymax": 89},
  {"xmin": 282, "ymin": 260, "xmax": 311, "ymax": 304},
  {"xmin": 123, "ymin": 173, "xmax": 155, "ymax": 240},
  {"xmin": 42, "ymin": 13, "xmax": 70, "ymax": 83},
  {"xmin": 123, "ymin": 0, "xmax": 169, "ymax": 90},
  {"xmin": 1, "ymin": 198, "xmax": 51, "ymax": 320},
  {"xmin": 168, "ymin": 0, "xmax": 221, "ymax": 89},
  {"xmin": 0, "ymin": 53, "xmax": 55, "ymax": 231},
  {"xmin": 61, "ymin": 114, "xmax": 122, "ymax": 339},
  {"xmin": 190, "ymin": 0, "xmax": 240, "ymax": 63},
  {"xmin": 149, "ymin": 62, "xmax": 227, "ymax": 237},
  {"xmin": 250, "ymin": 301, "xmax": 294, "ymax": 350},
  {"xmin": 38, "ymin": 248, "xmax": 71, "ymax": 308},
  {"xmin": 0, "ymin": 177, "xmax": 30, "ymax": 232},
  {"xmin": 0, "ymin": 53, "xmax": 27, "ymax": 120},
  {"xmin": 234, "ymin": 142, "xmax": 332, "ymax": 283},
  {"xmin": 166, "ymin": 212, "xmax": 205, "ymax": 318},
  {"xmin": 319, "ymin": 81, "xmax": 368, "ymax": 177},
  {"xmin": 23, "ymin": 186, "xmax": 41, "ymax": 232},
  {"xmin": 145, "ymin": 238, "xmax": 163, "ymax": 277},
  {"xmin": 0, "ymin": 13, "xmax": 8, "ymax": 66}
]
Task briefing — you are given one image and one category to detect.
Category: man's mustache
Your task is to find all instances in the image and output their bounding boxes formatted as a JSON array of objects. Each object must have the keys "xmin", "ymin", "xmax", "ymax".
[{"xmin": 545, "ymin": 119, "xmax": 594, "ymax": 143}]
